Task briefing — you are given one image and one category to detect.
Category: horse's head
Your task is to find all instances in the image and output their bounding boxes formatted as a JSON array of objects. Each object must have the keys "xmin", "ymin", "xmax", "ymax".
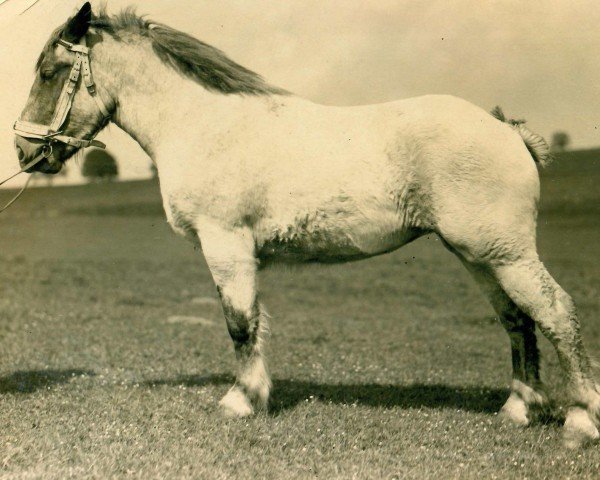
[{"xmin": 14, "ymin": 2, "xmax": 111, "ymax": 174}]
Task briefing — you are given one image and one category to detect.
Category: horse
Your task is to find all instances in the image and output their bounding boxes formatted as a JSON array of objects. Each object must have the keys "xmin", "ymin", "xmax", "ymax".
[{"xmin": 13, "ymin": 3, "xmax": 600, "ymax": 448}]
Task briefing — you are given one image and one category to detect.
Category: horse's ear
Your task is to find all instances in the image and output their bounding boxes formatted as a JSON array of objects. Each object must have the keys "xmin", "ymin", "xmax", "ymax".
[{"xmin": 62, "ymin": 2, "xmax": 92, "ymax": 43}]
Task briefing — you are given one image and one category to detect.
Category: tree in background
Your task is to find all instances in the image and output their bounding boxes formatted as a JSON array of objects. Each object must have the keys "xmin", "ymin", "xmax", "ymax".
[
  {"xmin": 551, "ymin": 131, "xmax": 571, "ymax": 152},
  {"xmin": 82, "ymin": 148, "xmax": 118, "ymax": 182}
]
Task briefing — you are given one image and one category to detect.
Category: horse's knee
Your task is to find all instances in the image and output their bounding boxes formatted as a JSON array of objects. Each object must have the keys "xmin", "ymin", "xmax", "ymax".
[{"xmin": 217, "ymin": 286, "xmax": 260, "ymax": 351}]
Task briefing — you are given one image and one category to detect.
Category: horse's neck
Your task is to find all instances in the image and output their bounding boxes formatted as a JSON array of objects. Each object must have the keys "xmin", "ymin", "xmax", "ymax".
[{"xmin": 95, "ymin": 37, "xmax": 244, "ymax": 160}]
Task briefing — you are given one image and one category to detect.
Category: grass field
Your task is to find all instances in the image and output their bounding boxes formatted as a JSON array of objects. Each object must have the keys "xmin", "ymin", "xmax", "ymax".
[{"xmin": 1, "ymin": 149, "xmax": 599, "ymax": 479}]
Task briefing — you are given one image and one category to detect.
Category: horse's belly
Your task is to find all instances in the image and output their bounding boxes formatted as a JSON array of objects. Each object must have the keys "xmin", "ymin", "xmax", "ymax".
[
  {"xmin": 258, "ymin": 235, "xmax": 368, "ymax": 264},
  {"xmin": 256, "ymin": 216, "xmax": 418, "ymax": 265}
]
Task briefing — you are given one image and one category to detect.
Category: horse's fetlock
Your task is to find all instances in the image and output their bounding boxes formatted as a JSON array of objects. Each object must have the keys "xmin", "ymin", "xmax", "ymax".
[{"xmin": 512, "ymin": 379, "xmax": 546, "ymax": 406}]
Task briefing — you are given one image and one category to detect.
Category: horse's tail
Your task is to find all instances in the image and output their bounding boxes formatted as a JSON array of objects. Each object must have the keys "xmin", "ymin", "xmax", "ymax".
[{"xmin": 490, "ymin": 106, "xmax": 552, "ymax": 167}]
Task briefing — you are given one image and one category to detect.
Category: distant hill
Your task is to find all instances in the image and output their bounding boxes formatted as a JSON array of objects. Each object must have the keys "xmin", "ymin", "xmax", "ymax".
[
  {"xmin": 539, "ymin": 147, "xmax": 600, "ymax": 221},
  {"xmin": 545, "ymin": 148, "xmax": 600, "ymax": 176}
]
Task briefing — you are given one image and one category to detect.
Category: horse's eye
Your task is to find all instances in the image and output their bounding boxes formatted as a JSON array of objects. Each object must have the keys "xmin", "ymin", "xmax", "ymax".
[{"xmin": 40, "ymin": 70, "xmax": 56, "ymax": 81}]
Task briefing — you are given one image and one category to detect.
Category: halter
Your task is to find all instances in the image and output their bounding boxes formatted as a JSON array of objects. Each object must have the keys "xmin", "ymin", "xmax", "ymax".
[
  {"xmin": 0, "ymin": 36, "xmax": 112, "ymax": 214},
  {"xmin": 13, "ymin": 36, "xmax": 111, "ymax": 161}
]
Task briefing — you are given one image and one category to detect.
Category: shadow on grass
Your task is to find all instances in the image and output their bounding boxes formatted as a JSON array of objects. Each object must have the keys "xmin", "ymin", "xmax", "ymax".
[
  {"xmin": 142, "ymin": 373, "xmax": 510, "ymax": 415},
  {"xmin": 141, "ymin": 373, "xmax": 233, "ymax": 389},
  {"xmin": 0, "ymin": 369, "xmax": 94, "ymax": 394},
  {"xmin": 5, "ymin": 371, "xmax": 561, "ymax": 424},
  {"xmin": 271, "ymin": 380, "xmax": 509, "ymax": 415}
]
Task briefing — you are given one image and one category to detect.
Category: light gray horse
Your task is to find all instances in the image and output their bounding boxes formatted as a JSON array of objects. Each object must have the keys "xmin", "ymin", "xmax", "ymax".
[{"xmin": 13, "ymin": 3, "xmax": 600, "ymax": 448}]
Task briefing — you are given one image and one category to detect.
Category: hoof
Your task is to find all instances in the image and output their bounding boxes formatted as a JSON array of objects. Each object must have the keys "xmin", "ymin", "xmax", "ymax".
[
  {"xmin": 219, "ymin": 387, "xmax": 254, "ymax": 418},
  {"xmin": 563, "ymin": 407, "xmax": 600, "ymax": 449},
  {"xmin": 499, "ymin": 393, "xmax": 530, "ymax": 426}
]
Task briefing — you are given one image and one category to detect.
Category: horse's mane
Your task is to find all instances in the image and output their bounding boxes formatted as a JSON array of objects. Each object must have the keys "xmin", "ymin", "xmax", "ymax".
[{"xmin": 42, "ymin": 7, "xmax": 287, "ymax": 96}]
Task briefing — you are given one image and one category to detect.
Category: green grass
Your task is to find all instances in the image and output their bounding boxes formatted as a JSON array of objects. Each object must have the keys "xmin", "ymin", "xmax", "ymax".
[{"xmin": 0, "ymin": 149, "xmax": 599, "ymax": 479}]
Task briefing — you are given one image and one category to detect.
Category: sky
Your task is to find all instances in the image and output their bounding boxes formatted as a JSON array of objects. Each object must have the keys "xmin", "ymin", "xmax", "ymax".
[{"xmin": 0, "ymin": 0, "xmax": 598, "ymax": 187}]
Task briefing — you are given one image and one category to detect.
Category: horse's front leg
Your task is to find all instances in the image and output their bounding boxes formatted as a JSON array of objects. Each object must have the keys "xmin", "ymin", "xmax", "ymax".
[{"xmin": 196, "ymin": 221, "xmax": 270, "ymax": 417}]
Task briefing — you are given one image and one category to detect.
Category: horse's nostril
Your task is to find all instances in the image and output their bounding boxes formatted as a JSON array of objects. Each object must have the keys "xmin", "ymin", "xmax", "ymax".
[{"xmin": 16, "ymin": 146, "xmax": 24, "ymax": 161}]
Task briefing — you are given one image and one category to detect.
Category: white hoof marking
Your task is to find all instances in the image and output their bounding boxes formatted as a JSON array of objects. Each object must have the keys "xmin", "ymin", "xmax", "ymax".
[
  {"xmin": 500, "ymin": 393, "xmax": 529, "ymax": 426},
  {"xmin": 564, "ymin": 407, "xmax": 600, "ymax": 449},
  {"xmin": 219, "ymin": 388, "xmax": 254, "ymax": 418}
]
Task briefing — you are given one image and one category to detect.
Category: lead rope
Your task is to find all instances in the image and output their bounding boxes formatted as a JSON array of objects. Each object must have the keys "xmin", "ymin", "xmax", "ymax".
[
  {"xmin": 0, "ymin": 176, "xmax": 33, "ymax": 214},
  {"xmin": 0, "ymin": 151, "xmax": 48, "ymax": 214}
]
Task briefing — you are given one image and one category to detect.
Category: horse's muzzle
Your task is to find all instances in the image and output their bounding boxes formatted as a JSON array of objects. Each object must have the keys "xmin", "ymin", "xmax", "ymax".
[
  {"xmin": 15, "ymin": 137, "xmax": 63, "ymax": 174},
  {"xmin": 28, "ymin": 157, "xmax": 64, "ymax": 174}
]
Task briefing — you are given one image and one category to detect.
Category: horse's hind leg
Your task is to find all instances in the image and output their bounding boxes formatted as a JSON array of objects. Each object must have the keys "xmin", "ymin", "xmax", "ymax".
[
  {"xmin": 196, "ymin": 222, "xmax": 271, "ymax": 417},
  {"xmin": 492, "ymin": 259, "xmax": 600, "ymax": 447},
  {"xmin": 450, "ymin": 240, "xmax": 600, "ymax": 446},
  {"xmin": 458, "ymin": 260, "xmax": 547, "ymax": 425}
]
